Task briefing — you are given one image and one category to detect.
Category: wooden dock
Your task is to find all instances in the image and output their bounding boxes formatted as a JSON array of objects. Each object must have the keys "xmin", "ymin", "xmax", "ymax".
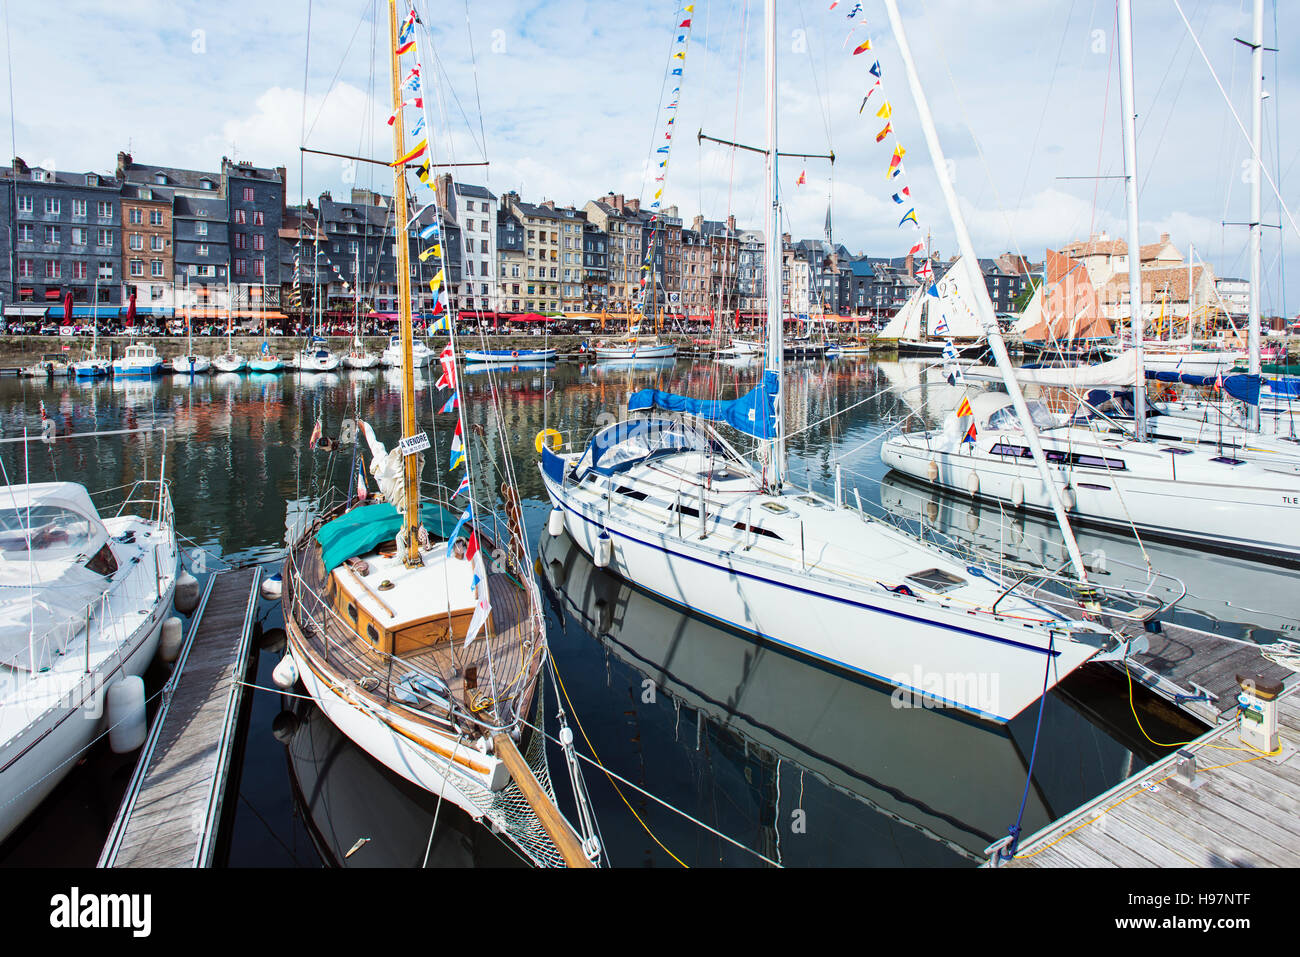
[
  {"xmin": 992, "ymin": 689, "xmax": 1299, "ymax": 868},
  {"xmin": 98, "ymin": 566, "xmax": 262, "ymax": 868},
  {"xmin": 1120, "ymin": 621, "xmax": 1298, "ymax": 726}
]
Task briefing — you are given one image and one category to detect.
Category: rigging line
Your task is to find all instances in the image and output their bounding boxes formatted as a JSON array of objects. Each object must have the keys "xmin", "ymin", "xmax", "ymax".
[
  {"xmin": 795, "ymin": 0, "xmax": 834, "ymax": 151},
  {"xmin": 913, "ymin": 0, "xmax": 1038, "ymax": 292},
  {"xmin": 462, "ymin": 0, "xmax": 489, "ymax": 182},
  {"xmin": 1014, "ymin": 0, "xmax": 1079, "ymax": 216},
  {"xmin": 300, "ymin": 0, "xmax": 313, "ymax": 148},
  {"xmin": 1137, "ymin": 10, "xmax": 1198, "ymax": 198},
  {"xmin": 304, "ymin": 0, "xmax": 374, "ymax": 144},
  {"xmin": 638, "ymin": 2, "xmax": 689, "ymax": 207},
  {"xmin": 1270, "ymin": 0, "xmax": 1285, "ymax": 320},
  {"xmin": 1087, "ymin": 2, "xmax": 1118, "ymax": 242},
  {"xmin": 1172, "ymin": 0, "xmax": 1300, "ymax": 244}
]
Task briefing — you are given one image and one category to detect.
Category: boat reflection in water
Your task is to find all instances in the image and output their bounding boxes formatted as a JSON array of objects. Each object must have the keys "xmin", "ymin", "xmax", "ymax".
[
  {"xmin": 280, "ymin": 698, "xmax": 525, "ymax": 868},
  {"xmin": 539, "ymin": 531, "xmax": 1162, "ymax": 865},
  {"xmin": 878, "ymin": 472, "xmax": 1298, "ymax": 644}
]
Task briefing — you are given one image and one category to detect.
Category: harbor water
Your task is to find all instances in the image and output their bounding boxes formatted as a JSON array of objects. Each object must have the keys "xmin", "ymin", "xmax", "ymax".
[{"xmin": 1, "ymin": 356, "xmax": 1265, "ymax": 868}]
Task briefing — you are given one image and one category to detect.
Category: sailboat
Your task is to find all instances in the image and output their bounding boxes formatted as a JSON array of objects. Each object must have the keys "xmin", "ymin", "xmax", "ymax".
[
  {"xmin": 172, "ymin": 277, "xmax": 211, "ymax": 375},
  {"xmin": 879, "ymin": 257, "xmax": 990, "ymax": 358},
  {"xmin": 71, "ymin": 280, "xmax": 111, "ymax": 378},
  {"xmin": 879, "ymin": 0, "xmax": 1300, "ymax": 567},
  {"xmin": 281, "ymin": 0, "xmax": 591, "ymax": 868},
  {"xmin": 0, "ymin": 431, "xmax": 178, "ymax": 845},
  {"xmin": 342, "ymin": 250, "xmax": 380, "ymax": 369},
  {"xmin": 539, "ymin": 0, "xmax": 1146, "ymax": 725},
  {"xmin": 1015, "ymin": 249, "xmax": 1115, "ymax": 361}
]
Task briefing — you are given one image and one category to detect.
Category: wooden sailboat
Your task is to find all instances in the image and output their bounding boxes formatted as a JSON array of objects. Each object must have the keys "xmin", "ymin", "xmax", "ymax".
[{"xmin": 281, "ymin": 0, "xmax": 590, "ymax": 867}]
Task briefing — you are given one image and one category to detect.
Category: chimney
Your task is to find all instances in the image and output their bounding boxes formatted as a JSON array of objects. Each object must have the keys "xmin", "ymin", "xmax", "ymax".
[
  {"xmin": 625, "ymin": 198, "xmax": 640, "ymax": 213},
  {"xmin": 542, "ymin": 199, "xmax": 555, "ymax": 210},
  {"xmin": 692, "ymin": 213, "xmax": 704, "ymax": 232},
  {"xmin": 320, "ymin": 190, "xmax": 332, "ymax": 203},
  {"xmin": 612, "ymin": 193, "xmax": 625, "ymax": 211},
  {"xmin": 905, "ymin": 253, "xmax": 915, "ymax": 278},
  {"xmin": 782, "ymin": 231, "xmax": 791, "ymax": 247},
  {"xmin": 436, "ymin": 173, "xmax": 454, "ymax": 210},
  {"xmin": 11, "ymin": 155, "xmax": 27, "ymax": 175},
  {"xmin": 1160, "ymin": 232, "xmax": 1170, "ymax": 244},
  {"xmin": 114, "ymin": 152, "xmax": 131, "ymax": 179},
  {"xmin": 726, "ymin": 214, "xmax": 736, "ymax": 234}
]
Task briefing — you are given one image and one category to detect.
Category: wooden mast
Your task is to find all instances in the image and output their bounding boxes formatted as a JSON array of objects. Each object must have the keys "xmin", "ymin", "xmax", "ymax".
[{"xmin": 388, "ymin": 0, "xmax": 421, "ymax": 567}]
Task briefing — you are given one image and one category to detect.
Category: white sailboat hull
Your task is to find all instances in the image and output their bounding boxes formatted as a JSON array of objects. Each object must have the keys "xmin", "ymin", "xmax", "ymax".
[
  {"xmin": 172, "ymin": 355, "xmax": 211, "ymax": 374},
  {"xmin": 540, "ymin": 469, "xmax": 1099, "ymax": 724},
  {"xmin": 594, "ymin": 343, "xmax": 677, "ymax": 360},
  {"xmin": 881, "ymin": 429, "xmax": 1300, "ymax": 565},
  {"xmin": 286, "ymin": 637, "xmax": 508, "ymax": 820}
]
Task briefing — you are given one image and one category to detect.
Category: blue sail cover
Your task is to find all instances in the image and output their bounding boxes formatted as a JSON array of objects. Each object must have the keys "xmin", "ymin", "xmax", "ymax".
[
  {"xmin": 1145, "ymin": 370, "xmax": 1260, "ymax": 407},
  {"xmin": 627, "ymin": 370, "xmax": 780, "ymax": 440}
]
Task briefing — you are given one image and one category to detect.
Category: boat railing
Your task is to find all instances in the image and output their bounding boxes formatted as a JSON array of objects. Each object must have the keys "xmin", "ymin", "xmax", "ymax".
[{"xmin": 283, "ymin": 541, "xmax": 532, "ymax": 735}]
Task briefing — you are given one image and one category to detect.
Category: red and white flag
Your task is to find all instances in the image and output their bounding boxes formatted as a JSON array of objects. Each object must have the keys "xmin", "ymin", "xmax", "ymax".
[
  {"xmin": 435, "ymin": 343, "xmax": 456, "ymax": 390},
  {"xmin": 917, "ymin": 259, "xmax": 933, "ymax": 280},
  {"xmin": 386, "ymin": 97, "xmax": 424, "ymax": 125},
  {"xmin": 309, "ymin": 418, "xmax": 322, "ymax": 449}
]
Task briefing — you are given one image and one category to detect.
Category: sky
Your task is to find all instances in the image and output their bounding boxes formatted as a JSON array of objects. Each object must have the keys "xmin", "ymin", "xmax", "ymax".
[{"xmin": 3, "ymin": 0, "xmax": 1297, "ymax": 316}]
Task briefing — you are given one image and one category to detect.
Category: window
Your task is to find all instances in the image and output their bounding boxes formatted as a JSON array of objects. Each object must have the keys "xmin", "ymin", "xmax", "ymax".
[
  {"xmin": 196, "ymin": 221, "xmax": 208, "ymax": 237},
  {"xmin": 72, "ymin": 199, "xmax": 87, "ymax": 218},
  {"xmin": 254, "ymin": 259, "xmax": 264, "ymax": 277},
  {"xmin": 234, "ymin": 209, "xmax": 246, "ymax": 224},
  {"xmin": 129, "ymin": 208, "xmax": 142, "ymax": 224},
  {"xmin": 45, "ymin": 260, "xmax": 61, "ymax": 279},
  {"xmin": 97, "ymin": 229, "xmax": 112, "ymax": 247},
  {"xmin": 234, "ymin": 259, "xmax": 247, "ymax": 276},
  {"xmin": 17, "ymin": 259, "xmax": 32, "ymax": 278},
  {"xmin": 253, "ymin": 211, "xmax": 264, "ymax": 226},
  {"xmin": 151, "ymin": 235, "xmax": 164, "ymax": 251},
  {"xmin": 235, "ymin": 233, "xmax": 248, "ymax": 250},
  {"xmin": 98, "ymin": 262, "xmax": 113, "ymax": 280},
  {"xmin": 72, "ymin": 261, "xmax": 87, "ymax": 280},
  {"xmin": 17, "ymin": 224, "xmax": 32, "ymax": 242},
  {"xmin": 242, "ymin": 187, "xmax": 254, "ymax": 202},
  {"xmin": 151, "ymin": 260, "xmax": 164, "ymax": 277},
  {"xmin": 44, "ymin": 198, "xmax": 60, "ymax": 214},
  {"xmin": 18, "ymin": 195, "xmax": 32, "ymax": 213},
  {"xmin": 72, "ymin": 227, "xmax": 87, "ymax": 245},
  {"xmin": 129, "ymin": 234, "xmax": 143, "ymax": 250},
  {"xmin": 197, "ymin": 244, "xmax": 208, "ymax": 257},
  {"xmin": 97, "ymin": 201, "xmax": 112, "ymax": 218},
  {"xmin": 130, "ymin": 260, "xmax": 143, "ymax": 277},
  {"xmin": 150, "ymin": 210, "xmax": 164, "ymax": 226},
  {"xmin": 44, "ymin": 225, "xmax": 59, "ymax": 243}
]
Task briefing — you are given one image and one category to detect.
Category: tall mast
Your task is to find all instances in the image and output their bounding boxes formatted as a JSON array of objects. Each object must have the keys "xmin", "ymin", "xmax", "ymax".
[
  {"xmin": 881, "ymin": 0, "xmax": 1088, "ymax": 582},
  {"xmin": 389, "ymin": 0, "xmax": 421, "ymax": 567},
  {"xmin": 763, "ymin": 0, "xmax": 786, "ymax": 488},
  {"xmin": 1117, "ymin": 0, "xmax": 1146, "ymax": 439},
  {"xmin": 1247, "ymin": 0, "xmax": 1263, "ymax": 431}
]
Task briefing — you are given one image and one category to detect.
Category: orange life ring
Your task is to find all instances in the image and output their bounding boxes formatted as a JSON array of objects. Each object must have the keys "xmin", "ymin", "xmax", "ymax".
[{"xmin": 511, "ymin": 349, "xmax": 518, "ymax": 358}]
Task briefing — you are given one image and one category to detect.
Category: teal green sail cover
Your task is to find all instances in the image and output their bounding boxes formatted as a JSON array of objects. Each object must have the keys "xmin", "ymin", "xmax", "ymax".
[{"xmin": 315, "ymin": 502, "xmax": 461, "ymax": 572}]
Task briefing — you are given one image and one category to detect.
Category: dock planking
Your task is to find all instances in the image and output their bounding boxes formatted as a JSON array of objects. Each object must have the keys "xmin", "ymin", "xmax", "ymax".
[
  {"xmin": 98, "ymin": 566, "xmax": 261, "ymax": 868},
  {"xmin": 995, "ymin": 692, "xmax": 1300, "ymax": 869}
]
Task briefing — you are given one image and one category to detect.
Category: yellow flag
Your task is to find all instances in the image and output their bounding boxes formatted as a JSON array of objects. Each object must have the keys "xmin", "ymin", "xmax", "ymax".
[
  {"xmin": 673, "ymin": 51, "xmax": 685, "ymax": 59},
  {"xmin": 429, "ymin": 268, "xmax": 444, "ymax": 292},
  {"xmin": 654, "ymin": 188, "xmax": 663, "ymax": 199},
  {"xmin": 685, "ymin": 3, "xmax": 694, "ymax": 10},
  {"xmin": 876, "ymin": 102, "xmax": 892, "ymax": 120},
  {"xmin": 419, "ymin": 244, "xmax": 441, "ymax": 262}
]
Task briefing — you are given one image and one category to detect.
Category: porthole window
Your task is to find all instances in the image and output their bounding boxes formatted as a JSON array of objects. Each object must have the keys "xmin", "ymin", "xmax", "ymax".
[
  {"xmin": 761, "ymin": 501, "xmax": 790, "ymax": 515},
  {"xmin": 365, "ymin": 624, "xmax": 379, "ymax": 644},
  {"xmin": 347, "ymin": 603, "xmax": 358, "ymax": 622}
]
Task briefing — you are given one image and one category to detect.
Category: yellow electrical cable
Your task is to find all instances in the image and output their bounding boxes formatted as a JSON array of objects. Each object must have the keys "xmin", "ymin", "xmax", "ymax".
[
  {"xmin": 551, "ymin": 659, "xmax": 689, "ymax": 868},
  {"xmin": 1011, "ymin": 666, "xmax": 1289, "ymax": 861},
  {"xmin": 1124, "ymin": 658, "xmax": 1282, "ymax": 757}
]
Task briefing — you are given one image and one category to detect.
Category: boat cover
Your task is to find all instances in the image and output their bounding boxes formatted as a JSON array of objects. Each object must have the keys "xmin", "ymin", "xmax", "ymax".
[
  {"xmin": 315, "ymin": 502, "xmax": 461, "ymax": 572},
  {"xmin": 1144, "ymin": 370, "xmax": 1261, "ymax": 406},
  {"xmin": 627, "ymin": 370, "xmax": 779, "ymax": 441}
]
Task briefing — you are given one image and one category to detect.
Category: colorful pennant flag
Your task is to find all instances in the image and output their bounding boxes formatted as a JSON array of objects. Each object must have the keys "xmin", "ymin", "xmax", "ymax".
[
  {"xmin": 392, "ymin": 138, "xmax": 427, "ymax": 167},
  {"xmin": 446, "ymin": 505, "xmax": 473, "ymax": 556},
  {"xmin": 892, "ymin": 187, "xmax": 911, "ymax": 203},
  {"xmin": 796, "ymin": 170, "xmax": 807, "ymax": 186},
  {"xmin": 396, "ymin": 39, "xmax": 415, "ymax": 55},
  {"xmin": 454, "ymin": 474, "xmax": 470, "ymax": 499},
  {"xmin": 429, "ymin": 268, "xmax": 445, "ymax": 293},
  {"xmin": 436, "ymin": 343, "xmax": 456, "ymax": 390},
  {"xmin": 876, "ymin": 102, "xmax": 892, "ymax": 119},
  {"xmin": 916, "ymin": 258, "xmax": 933, "ymax": 279},
  {"xmin": 419, "ymin": 221, "xmax": 439, "ymax": 240},
  {"xmin": 875, "ymin": 122, "xmax": 892, "ymax": 143},
  {"xmin": 963, "ymin": 422, "xmax": 978, "ymax": 444},
  {"xmin": 898, "ymin": 208, "xmax": 918, "ymax": 227},
  {"xmin": 956, "ymin": 395, "xmax": 973, "ymax": 418},
  {"xmin": 419, "ymin": 243, "xmax": 442, "ymax": 262},
  {"xmin": 853, "ymin": 39, "xmax": 871, "ymax": 55}
]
